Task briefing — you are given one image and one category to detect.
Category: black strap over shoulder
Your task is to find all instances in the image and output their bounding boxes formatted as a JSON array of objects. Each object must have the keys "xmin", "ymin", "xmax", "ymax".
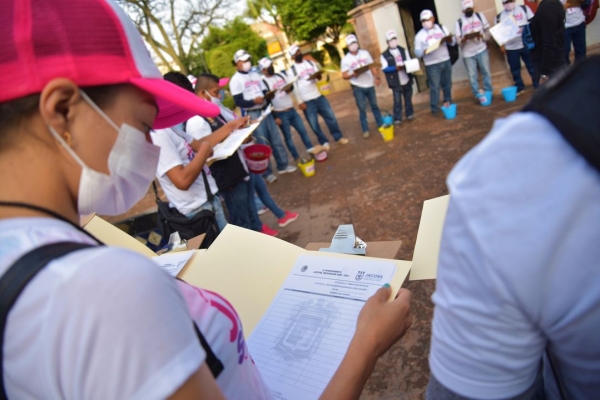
[
  {"xmin": 523, "ymin": 56, "xmax": 600, "ymax": 174},
  {"xmin": 0, "ymin": 242, "xmax": 95, "ymax": 399}
]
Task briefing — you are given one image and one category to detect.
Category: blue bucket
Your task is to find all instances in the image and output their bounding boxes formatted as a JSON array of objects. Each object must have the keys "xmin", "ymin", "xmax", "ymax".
[
  {"xmin": 441, "ymin": 103, "xmax": 457, "ymax": 120},
  {"xmin": 501, "ymin": 86, "xmax": 518, "ymax": 102},
  {"xmin": 480, "ymin": 91, "xmax": 492, "ymax": 106},
  {"xmin": 382, "ymin": 115, "xmax": 393, "ymax": 126}
]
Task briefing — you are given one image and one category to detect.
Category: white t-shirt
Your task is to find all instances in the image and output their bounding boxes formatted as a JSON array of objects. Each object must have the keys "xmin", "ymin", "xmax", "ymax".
[
  {"xmin": 379, "ymin": 48, "xmax": 410, "ymax": 86},
  {"xmin": 429, "ymin": 113, "xmax": 600, "ymax": 399},
  {"xmin": 290, "ymin": 60, "xmax": 322, "ymax": 102},
  {"xmin": 455, "ymin": 13, "xmax": 490, "ymax": 58},
  {"xmin": 414, "ymin": 25, "xmax": 455, "ymax": 66},
  {"xmin": 262, "ymin": 73, "xmax": 294, "ymax": 111},
  {"xmin": 229, "ymin": 71, "xmax": 266, "ymax": 111},
  {"xmin": 150, "ymin": 128, "xmax": 219, "ymax": 215},
  {"xmin": 0, "ymin": 217, "xmax": 205, "ymax": 400},
  {"xmin": 341, "ymin": 49, "xmax": 375, "ymax": 88},
  {"xmin": 562, "ymin": 0, "xmax": 586, "ymax": 28},
  {"xmin": 497, "ymin": 5, "xmax": 535, "ymax": 51}
]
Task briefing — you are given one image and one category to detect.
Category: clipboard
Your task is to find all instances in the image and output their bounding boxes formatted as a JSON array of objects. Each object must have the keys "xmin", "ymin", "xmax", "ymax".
[
  {"xmin": 307, "ymin": 70, "xmax": 323, "ymax": 81},
  {"xmin": 278, "ymin": 81, "xmax": 294, "ymax": 93},
  {"xmin": 353, "ymin": 63, "xmax": 374, "ymax": 76},
  {"xmin": 463, "ymin": 31, "xmax": 482, "ymax": 41}
]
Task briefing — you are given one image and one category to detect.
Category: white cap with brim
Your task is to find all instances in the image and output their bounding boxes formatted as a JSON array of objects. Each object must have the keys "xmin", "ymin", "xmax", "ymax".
[
  {"xmin": 420, "ymin": 9, "xmax": 434, "ymax": 21},
  {"xmin": 462, "ymin": 0, "xmax": 474, "ymax": 10},
  {"xmin": 346, "ymin": 34, "xmax": 358, "ymax": 46},
  {"xmin": 288, "ymin": 44, "xmax": 300, "ymax": 56},
  {"xmin": 258, "ymin": 57, "xmax": 272, "ymax": 70},
  {"xmin": 233, "ymin": 49, "xmax": 251, "ymax": 63},
  {"xmin": 386, "ymin": 30, "xmax": 397, "ymax": 41}
]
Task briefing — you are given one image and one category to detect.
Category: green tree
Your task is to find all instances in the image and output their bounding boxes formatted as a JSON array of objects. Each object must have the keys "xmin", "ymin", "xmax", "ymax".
[{"xmin": 200, "ymin": 18, "xmax": 268, "ymax": 78}]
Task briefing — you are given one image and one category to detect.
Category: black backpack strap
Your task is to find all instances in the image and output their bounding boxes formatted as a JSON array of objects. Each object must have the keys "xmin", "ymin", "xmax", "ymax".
[
  {"xmin": 0, "ymin": 242, "xmax": 95, "ymax": 399},
  {"xmin": 201, "ymin": 170, "xmax": 214, "ymax": 203},
  {"xmin": 523, "ymin": 56, "xmax": 600, "ymax": 174},
  {"xmin": 193, "ymin": 323, "xmax": 224, "ymax": 378}
]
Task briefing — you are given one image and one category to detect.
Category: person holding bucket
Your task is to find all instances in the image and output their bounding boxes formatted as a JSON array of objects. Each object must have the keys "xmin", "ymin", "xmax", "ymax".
[{"xmin": 229, "ymin": 49, "xmax": 297, "ymax": 184}]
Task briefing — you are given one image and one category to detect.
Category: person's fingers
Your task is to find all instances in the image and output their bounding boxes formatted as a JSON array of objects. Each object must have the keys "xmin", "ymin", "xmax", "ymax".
[{"xmin": 372, "ymin": 285, "xmax": 392, "ymax": 303}]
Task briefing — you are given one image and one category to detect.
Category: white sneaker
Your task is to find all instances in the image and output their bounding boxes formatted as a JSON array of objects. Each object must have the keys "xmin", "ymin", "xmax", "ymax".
[
  {"xmin": 362, "ymin": 131, "xmax": 370, "ymax": 138},
  {"xmin": 278, "ymin": 165, "xmax": 297, "ymax": 174},
  {"xmin": 266, "ymin": 174, "xmax": 277, "ymax": 184},
  {"xmin": 257, "ymin": 206, "xmax": 268, "ymax": 215}
]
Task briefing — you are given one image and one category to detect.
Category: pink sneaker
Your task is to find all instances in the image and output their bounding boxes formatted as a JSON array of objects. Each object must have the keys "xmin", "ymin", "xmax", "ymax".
[
  {"xmin": 261, "ymin": 224, "xmax": 279, "ymax": 237},
  {"xmin": 278, "ymin": 211, "xmax": 299, "ymax": 227}
]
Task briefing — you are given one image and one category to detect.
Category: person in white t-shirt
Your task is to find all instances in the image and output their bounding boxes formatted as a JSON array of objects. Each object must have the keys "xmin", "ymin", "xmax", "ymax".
[
  {"xmin": 258, "ymin": 57, "xmax": 323, "ymax": 160},
  {"xmin": 455, "ymin": 0, "xmax": 493, "ymax": 104},
  {"xmin": 561, "ymin": 0, "xmax": 587, "ymax": 64},
  {"xmin": 229, "ymin": 49, "xmax": 296, "ymax": 183},
  {"xmin": 341, "ymin": 34, "xmax": 384, "ymax": 139},
  {"xmin": 496, "ymin": 0, "xmax": 537, "ymax": 94},
  {"xmin": 380, "ymin": 30, "xmax": 415, "ymax": 124},
  {"xmin": 288, "ymin": 45, "xmax": 349, "ymax": 148},
  {"xmin": 414, "ymin": 9, "xmax": 457, "ymax": 115}
]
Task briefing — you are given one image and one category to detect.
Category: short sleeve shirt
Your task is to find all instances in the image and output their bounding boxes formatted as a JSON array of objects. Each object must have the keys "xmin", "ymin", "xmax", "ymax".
[
  {"xmin": 498, "ymin": 6, "xmax": 535, "ymax": 51},
  {"xmin": 230, "ymin": 71, "xmax": 266, "ymax": 111},
  {"xmin": 455, "ymin": 13, "xmax": 490, "ymax": 58},
  {"xmin": 262, "ymin": 73, "xmax": 294, "ymax": 111},
  {"xmin": 290, "ymin": 60, "xmax": 322, "ymax": 102},
  {"xmin": 341, "ymin": 49, "xmax": 375, "ymax": 88}
]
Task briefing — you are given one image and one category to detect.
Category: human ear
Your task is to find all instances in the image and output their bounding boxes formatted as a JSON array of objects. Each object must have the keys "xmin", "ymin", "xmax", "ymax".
[{"xmin": 38, "ymin": 78, "xmax": 81, "ymax": 138}]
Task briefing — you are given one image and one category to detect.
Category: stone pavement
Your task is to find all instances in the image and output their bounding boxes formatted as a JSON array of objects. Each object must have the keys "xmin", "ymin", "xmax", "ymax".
[{"xmin": 107, "ymin": 86, "xmax": 535, "ymax": 399}]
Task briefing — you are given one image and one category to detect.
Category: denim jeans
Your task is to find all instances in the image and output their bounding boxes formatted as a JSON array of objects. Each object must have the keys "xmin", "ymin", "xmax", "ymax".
[
  {"xmin": 186, "ymin": 195, "xmax": 228, "ymax": 232},
  {"xmin": 392, "ymin": 83, "xmax": 414, "ymax": 121},
  {"xmin": 564, "ymin": 22, "xmax": 586, "ymax": 65},
  {"xmin": 303, "ymin": 95, "xmax": 343, "ymax": 144},
  {"xmin": 425, "ymin": 60, "xmax": 452, "ymax": 113},
  {"xmin": 351, "ymin": 85, "xmax": 384, "ymax": 132},
  {"xmin": 506, "ymin": 47, "xmax": 537, "ymax": 91},
  {"xmin": 220, "ymin": 179, "xmax": 257, "ymax": 231},
  {"xmin": 248, "ymin": 110, "xmax": 289, "ymax": 174},
  {"xmin": 273, "ymin": 109, "xmax": 314, "ymax": 160},
  {"xmin": 463, "ymin": 49, "xmax": 493, "ymax": 98},
  {"xmin": 251, "ymin": 173, "xmax": 285, "ymax": 219}
]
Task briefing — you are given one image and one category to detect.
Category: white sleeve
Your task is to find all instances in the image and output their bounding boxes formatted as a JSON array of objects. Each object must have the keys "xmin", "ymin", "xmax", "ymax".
[
  {"xmin": 151, "ymin": 130, "xmax": 184, "ymax": 177},
  {"xmin": 229, "ymin": 74, "xmax": 244, "ymax": 96},
  {"xmin": 340, "ymin": 56, "xmax": 351, "ymax": 72},
  {"xmin": 186, "ymin": 116, "xmax": 213, "ymax": 141},
  {"xmin": 414, "ymin": 32, "xmax": 426, "ymax": 58},
  {"xmin": 526, "ymin": 6, "xmax": 535, "ymax": 20},
  {"xmin": 481, "ymin": 13, "xmax": 490, "ymax": 30},
  {"xmin": 455, "ymin": 20, "xmax": 462, "ymax": 40},
  {"xmin": 51, "ymin": 248, "xmax": 205, "ymax": 400},
  {"xmin": 379, "ymin": 54, "xmax": 389, "ymax": 70}
]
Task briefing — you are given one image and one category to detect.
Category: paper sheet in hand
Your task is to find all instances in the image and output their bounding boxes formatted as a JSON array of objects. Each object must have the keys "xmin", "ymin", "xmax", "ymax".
[
  {"xmin": 207, "ymin": 123, "xmax": 259, "ymax": 162},
  {"xmin": 404, "ymin": 58, "xmax": 421, "ymax": 73},
  {"xmin": 353, "ymin": 63, "xmax": 374, "ymax": 76},
  {"xmin": 489, "ymin": 16, "xmax": 520, "ymax": 46},
  {"xmin": 248, "ymin": 254, "xmax": 396, "ymax": 400},
  {"xmin": 153, "ymin": 250, "xmax": 194, "ymax": 276}
]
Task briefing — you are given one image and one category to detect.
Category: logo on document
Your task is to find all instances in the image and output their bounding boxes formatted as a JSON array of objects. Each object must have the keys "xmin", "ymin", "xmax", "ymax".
[
  {"xmin": 355, "ymin": 271, "xmax": 365, "ymax": 281},
  {"xmin": 301, "ymin": 265, "xmax": 308, "ymax": 272}
]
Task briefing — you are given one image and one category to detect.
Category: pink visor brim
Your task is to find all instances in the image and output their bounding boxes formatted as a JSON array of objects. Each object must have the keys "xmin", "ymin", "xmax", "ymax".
[
  {"xmin": 130, "ymin": 78, "xmax": 220, "ymax": 129},
  {"xmin": 219, "ymin": 78, "xmax": 230, "ymax": 87}
]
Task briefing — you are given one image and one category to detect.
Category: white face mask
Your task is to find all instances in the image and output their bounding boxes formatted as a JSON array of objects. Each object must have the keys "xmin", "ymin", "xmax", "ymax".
[
  {"xmin": 205, "ymin": 91, "xmax": 221, "ymax": 105},
  {"xmin": 504, "ymin": 2, "xmax": 516, "ymax": 11},
  {"xmin": 242, "ymin": 61, "xmax": 252, "ymax": 72},
  {"xmin": 422, "ymin": 20, "xmax": 434, "ymax": 30},
  {"xmin": 348, "ymin": 43, "xmax": 359, "ymax": 53},
  {"xmin": 388, "ymin": 39, "xmax": 398, "ymax": 49},
  {"xmin": 48, "ymin": 90, "xmax": 160, "ymax": 216}
]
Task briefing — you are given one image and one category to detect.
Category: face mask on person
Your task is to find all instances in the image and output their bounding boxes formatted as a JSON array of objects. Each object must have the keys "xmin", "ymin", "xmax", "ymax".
[
  {"xmin": 266, "ymin": 66, "xmax": 275, "ymax": 75},
  {"xmin": 294, "ymin": 54, "xmax": 303, "ymax": 63},
  {"xmin": 504, "ymin": 2, "xmax": 516, "ymax": 11},
  {"xmin": 465, "ymin": 9, "xmax": 474, "ymax": 17},
  {"xmin": 388, "ymin": 39, "xmax": 398, "ymax": 49},
  {"xmin": 205, "ymin": 90, "xmax": 221, "ymax": 105},
  {"xmin": 241, "ymin": 61, "xmax": 252, "ymax": 72},
  {"xmin": 422, "ymin": 20, "xmax": 434, "ymax": 30},
  {"xmin": 47, "ymin": 90, "xmax": 160, "ymax": 216},
  {"xmin": 348, "ymin": 43, "xmax": 359, "ymax": 53}
]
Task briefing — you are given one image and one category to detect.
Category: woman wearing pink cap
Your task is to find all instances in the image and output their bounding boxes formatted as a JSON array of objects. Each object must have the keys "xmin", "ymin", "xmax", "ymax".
[{"xmin": 0, "ymin": 0, "xmax": 412, "ymax": 399}]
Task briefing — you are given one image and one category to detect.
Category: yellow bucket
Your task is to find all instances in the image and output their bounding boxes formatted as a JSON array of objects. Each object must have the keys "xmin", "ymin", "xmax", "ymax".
[
  {"xmin": 317, "ymin": 81, "xmax": 331, "ymax": 95},
  {"xmin": 378, "ymin": 125, "xmax": 394, "ymax": 142},
  {"xmin": 298, "ymin": 159, "xmax": 316, "ymax": 177}
]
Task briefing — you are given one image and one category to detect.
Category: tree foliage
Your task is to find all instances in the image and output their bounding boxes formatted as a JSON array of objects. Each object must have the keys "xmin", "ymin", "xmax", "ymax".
[{"xmin": 119, "ymin": 0, "xmax": 231, "ymax": 74}]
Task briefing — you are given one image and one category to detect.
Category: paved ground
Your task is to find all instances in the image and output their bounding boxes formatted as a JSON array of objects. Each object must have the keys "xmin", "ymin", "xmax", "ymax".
[{"xmin": 107, "ymin": 86, "xmax": 534, "ymax": 399}]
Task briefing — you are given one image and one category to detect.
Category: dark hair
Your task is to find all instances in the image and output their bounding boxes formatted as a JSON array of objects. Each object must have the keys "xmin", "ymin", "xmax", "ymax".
[
  {"xmin": 0, "ymin": 84, "xmax": 124, "ymax": 149},
  {"xmin": 195, "ymin": 74, "xmax": 220, "ymax": 94},
  {"xmin": 164, "ymin": 71, "xmax": 194, "ymax": 93}
]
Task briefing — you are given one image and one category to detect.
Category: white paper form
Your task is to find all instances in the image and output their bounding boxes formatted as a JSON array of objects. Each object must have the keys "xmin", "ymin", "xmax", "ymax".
[
  {"xmin": 207, "ymin": 123, "xmax": 259, "ymax": 162},
  {"xmin": 153, "ymin": 250, "xmax": 194, "ymax": 277},
  {"xmin": 490, "ymin": 15, "xmax": 520, "ymax": 46},
  {"xmin": 247, "ymin": 254, "xmax": 396, "ymax": 400}
]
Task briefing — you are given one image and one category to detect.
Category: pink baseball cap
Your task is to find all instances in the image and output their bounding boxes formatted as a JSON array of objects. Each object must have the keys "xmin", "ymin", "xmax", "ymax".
[{"xmin": 0, "ymin": 0, "xmax": 219, "ymax": 129}]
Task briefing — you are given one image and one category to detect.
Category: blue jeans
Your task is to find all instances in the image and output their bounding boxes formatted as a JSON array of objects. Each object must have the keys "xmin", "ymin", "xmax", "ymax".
[
  {"xmin": 351, "ymin": 85, "xmax": 384, "ymax": 132},
  {"xmin": 392, "ymin": 83, "xmax": 414, "ymax": 121},
  {"xmin": 220, "ymin": 179, "xmax": 257, "ymax": 231},
  {"xmin": 303, "ymin": 95, "xmax": 343, "ymax": 144},
  {"xmin": 506, "ymin": 47, "xmax": 537, "ymax": 91},
  {"xmin": 564, "ymin": 22, "xmax": 586, "ymax": 65},
  {"xmin": 463, "ymin": 49, "xmax": 493, "ymax": 98},
  {"xmin": 186, "ymin": 195, "xmax": 228, "ymax": 232},
  {"xmin": 425, "ymin": 60, "xmax": 452, "ymax": 113},
  {"xmin": 273, "ymin": 109, "xmax": 314, "ymax": 159},
  {"xmin": 251, "ymin": 173, "xmax": 285, "ymax": 219},
  {"xmin": 248, "ymin": 110, "xmax": 289, "ymax": 174}
]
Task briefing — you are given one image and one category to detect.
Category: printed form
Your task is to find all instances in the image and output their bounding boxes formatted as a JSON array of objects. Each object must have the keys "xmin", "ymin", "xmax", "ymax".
[{"xmin": 247, "ymin": 255, "xmax": 396, "ymax": 400}]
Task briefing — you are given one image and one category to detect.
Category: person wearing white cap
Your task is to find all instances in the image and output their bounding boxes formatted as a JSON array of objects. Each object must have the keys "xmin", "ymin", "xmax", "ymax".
[
  {"xmin": 341, "ymin": 34, "xmax": 384, "ymax": 138},
  {"xmin": 229, "ymin": 49, "xmax": 297, "ymax": 182},
  {"xmin": 561, "ymin": 0, "xmax": 587, "ymax": 65},
  {"xmin": 259, "ymin": 57, "xmax": 324, "ymax": 160},
  {"xmin": 380, "ymin": 30, "xmax": 415, "ymax": 124},
  {"xmin": 455, "ymin": 0, "xmax": 493, "ymax": 104},
  {"xmin": 288, "ymin": 45, "xmax": 349, "ymax": 147},
  {"xmin": 414, "ymin": 9, "xmax": 456, "ymax": 115}
]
